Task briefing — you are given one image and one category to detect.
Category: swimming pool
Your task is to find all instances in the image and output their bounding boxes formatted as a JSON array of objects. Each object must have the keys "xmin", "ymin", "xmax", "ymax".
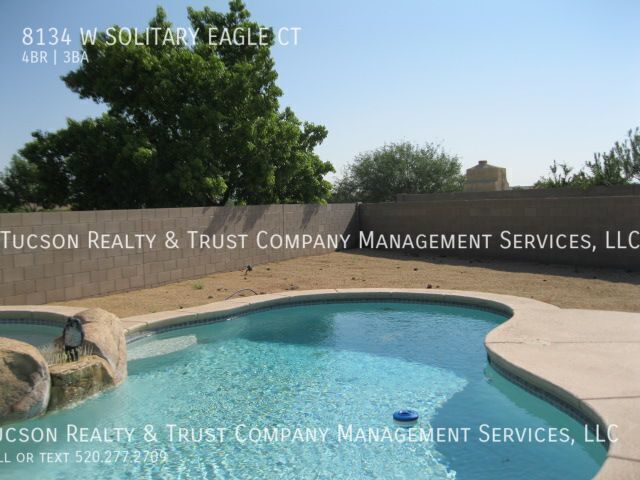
[{"xmin": 0, "ymin": 301, "xmax": 605, "ymax": 479}]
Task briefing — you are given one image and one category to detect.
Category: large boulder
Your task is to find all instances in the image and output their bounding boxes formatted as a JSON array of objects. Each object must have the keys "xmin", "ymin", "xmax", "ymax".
[
  {"xmin": 55, "ymin": 308, "xmax": 127, "ymax": 385},
  {"xmin": 0, "ymin": 338, "xmax": 50, "ymax": 424},
  {"xmin": 48, "ymin": 356, "xmax": 115, "ymax": 410}
]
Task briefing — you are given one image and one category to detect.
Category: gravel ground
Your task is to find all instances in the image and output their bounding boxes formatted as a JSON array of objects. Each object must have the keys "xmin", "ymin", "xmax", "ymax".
[{"xmin": 54, "ymin": 249, "xmax": 640, "ymax": 317}]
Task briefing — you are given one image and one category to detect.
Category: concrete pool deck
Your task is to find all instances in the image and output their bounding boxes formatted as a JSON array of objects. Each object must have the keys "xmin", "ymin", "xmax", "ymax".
[{"xmin": 2, "ymin": 288, "xmax": 639, "ymax": 478}]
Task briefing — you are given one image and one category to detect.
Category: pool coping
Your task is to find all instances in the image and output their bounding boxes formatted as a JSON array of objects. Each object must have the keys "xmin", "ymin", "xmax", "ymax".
[{"xmin": 1, "ymin": 288, "xmax": 639, "ymax": 479}]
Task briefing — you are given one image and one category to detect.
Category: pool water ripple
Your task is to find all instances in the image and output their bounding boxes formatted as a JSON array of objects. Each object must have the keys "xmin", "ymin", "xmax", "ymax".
[{"xmin": 0, "ymin": 302, "xmax": 605, "ymax": 479}]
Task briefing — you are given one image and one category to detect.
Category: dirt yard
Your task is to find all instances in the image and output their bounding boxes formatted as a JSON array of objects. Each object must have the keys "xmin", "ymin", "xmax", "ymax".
[{"xmin": 54, "ymin": 250, "xmax": 640, "ymax": 317}]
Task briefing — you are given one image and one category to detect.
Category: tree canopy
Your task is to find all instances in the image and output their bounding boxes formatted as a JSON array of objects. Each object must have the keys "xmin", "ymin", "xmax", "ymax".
[
  {"xmin": 1, "ymin": 1, "xmax": 333, "ymax": 211},
  {"xmin": 535, "ymin": 128, "xmax": 640, "ymax": 188},
  {"xmin": 332, "ymin": 141, "xmax": 464, "ymax": 203}
]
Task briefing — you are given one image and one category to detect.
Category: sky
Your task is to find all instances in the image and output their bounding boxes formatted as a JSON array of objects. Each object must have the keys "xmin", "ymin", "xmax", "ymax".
[{"xmin": 0, "ymin": 0, "xmax": 638, "ymax": 186}]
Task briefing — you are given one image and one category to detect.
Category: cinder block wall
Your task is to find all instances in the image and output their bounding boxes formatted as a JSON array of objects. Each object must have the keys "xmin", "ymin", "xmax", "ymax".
[
  {"xmin": 0, "ymin": 204, "xmax": 357, "ymax": 305},
  {"xmin": 1, "ymin": 192, "xmax": 638, "ymax": 305},
  {"xmin": 360, "ymin": 195, "xmax": 640, "ymax": 269},
  {"xmin": 397, "ymin": 184, "xmax": 640, "ymax": 202}
]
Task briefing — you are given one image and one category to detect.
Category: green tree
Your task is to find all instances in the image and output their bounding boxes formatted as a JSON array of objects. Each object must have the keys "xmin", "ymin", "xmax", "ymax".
[
  {"xmin": 534, "ymin": 160, "xmax": 588, "ymax": 188},
  {"xmin": 535, "ymin": 128, "xmax": 640, "ymax": 189},
  {"xmin": 585, "ymin": 128, "xmax": 640, "ymax": 185},
  {"xmin": 0, "ymin": 155, "xmax": 43, "ymax": 211},
  {"xmin": 1, "ymin": 1, "xmax": 333, "ymax": 210},
  {"xmin": 332, "ymin": 141, "xmax": 464, "ymax": 203}
]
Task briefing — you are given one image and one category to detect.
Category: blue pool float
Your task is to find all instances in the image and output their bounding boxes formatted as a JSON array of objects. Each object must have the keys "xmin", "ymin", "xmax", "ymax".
[{"xmin": 393, "ymin": 410, "xmax": 419, "ymax": 424}]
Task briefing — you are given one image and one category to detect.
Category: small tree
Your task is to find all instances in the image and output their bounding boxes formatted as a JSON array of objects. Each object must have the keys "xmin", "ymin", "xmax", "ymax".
[
  {"xmin": 0, "ymin": 155, "xmax": 44, "ymax": 211},
  {"xmin": 535, "ymin": 128, "xmax": 639, "ymax": 188},
  {"xmin": 534, "ymin": 160, "xmax": 590, "ymax": 188},
  {"xmin": 332, "ymin": 141, "xmax": 463, "ymax": 203},
  {"xmin": 586, "ymin": 128, "xmax": 640, "ymax": 185}
]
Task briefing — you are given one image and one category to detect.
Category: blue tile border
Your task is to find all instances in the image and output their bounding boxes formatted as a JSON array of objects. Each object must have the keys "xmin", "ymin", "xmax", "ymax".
[
  {"xmin": 127, "ymin": 297, "xmax": 511, "ymax": 342},
  {"xmin": 0, "ymin": 318, "xmax": 65, "ymax": 328},
  {"xmin": 488, "ymin": 354, "xmax": 609, "ymax": 450}
]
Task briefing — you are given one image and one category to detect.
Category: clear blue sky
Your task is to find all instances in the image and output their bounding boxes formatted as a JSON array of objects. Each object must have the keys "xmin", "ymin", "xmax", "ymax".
[{"xmin": 0, "ymin": 0, "xmax": 638, "ymax": 186}]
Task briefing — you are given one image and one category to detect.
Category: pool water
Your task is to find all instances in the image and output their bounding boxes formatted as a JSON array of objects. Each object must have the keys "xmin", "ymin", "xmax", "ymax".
[
  {"xmin": 0, "ymin": 302, "xmax": 605, "ymax": 479},
  {"xmin": 0, "ymin": 323, "xmax": 61, "ymax": 347}
]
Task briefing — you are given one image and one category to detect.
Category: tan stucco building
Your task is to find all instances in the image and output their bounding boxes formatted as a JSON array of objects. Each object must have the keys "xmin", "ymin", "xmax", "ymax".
[{"xmin": 464, "ymin": 160, "xmax": 509, "ymax": 192}]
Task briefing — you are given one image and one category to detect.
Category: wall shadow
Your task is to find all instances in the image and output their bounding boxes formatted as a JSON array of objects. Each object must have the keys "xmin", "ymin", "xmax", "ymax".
[{"xmin": 345, "ymin": 248, "xmax": 640, "ymax": 286}]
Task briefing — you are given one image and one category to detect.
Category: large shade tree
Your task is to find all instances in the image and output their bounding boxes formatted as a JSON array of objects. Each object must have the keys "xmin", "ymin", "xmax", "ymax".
[
  {"xmin": 332, "ymin": 141, "xmax": 464, "ymax": 203},
  {"xmin": 2, "ymin": 1, "xmax": 333, "ymax": 210}
]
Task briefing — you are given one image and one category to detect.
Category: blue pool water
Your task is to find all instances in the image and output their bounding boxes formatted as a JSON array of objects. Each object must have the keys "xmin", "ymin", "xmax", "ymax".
[
  {"xmin": 0, "ymin": 323, "xmax": 61, "ymax": 347},
  {"xmin": 0, "ymin": 302, "xmax": 605, "ymax": 479}
]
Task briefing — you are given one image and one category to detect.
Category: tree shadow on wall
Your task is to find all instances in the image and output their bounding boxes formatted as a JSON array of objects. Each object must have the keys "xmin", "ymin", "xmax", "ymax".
[{"xmin": 195, "ymin": 205, "xmax": 270, "ymax": 237}]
